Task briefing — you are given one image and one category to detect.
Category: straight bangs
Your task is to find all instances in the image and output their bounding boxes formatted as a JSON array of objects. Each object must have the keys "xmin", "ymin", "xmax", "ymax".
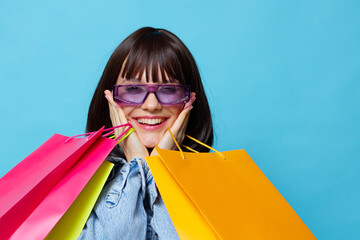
[{"xmin": 120, "ymin": 31, "xmax": 187, "ymax": 85}]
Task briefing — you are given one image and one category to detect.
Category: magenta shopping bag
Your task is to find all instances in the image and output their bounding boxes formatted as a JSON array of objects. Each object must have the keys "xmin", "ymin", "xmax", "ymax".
[{"xmin": 0, "ymin": 124, "xmax": 132, "ymax": 240}]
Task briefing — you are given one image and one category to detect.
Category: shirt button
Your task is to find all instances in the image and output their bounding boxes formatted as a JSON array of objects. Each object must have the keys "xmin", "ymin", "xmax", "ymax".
[{"xmin": 138, "ymin": 173, "xmax": 142, "ymax": 179}]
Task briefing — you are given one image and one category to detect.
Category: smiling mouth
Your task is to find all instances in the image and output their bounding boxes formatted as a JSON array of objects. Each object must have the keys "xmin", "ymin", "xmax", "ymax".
[{"xmin": 136, "ymin": 118, "xmax": 165, "ymax": 126}]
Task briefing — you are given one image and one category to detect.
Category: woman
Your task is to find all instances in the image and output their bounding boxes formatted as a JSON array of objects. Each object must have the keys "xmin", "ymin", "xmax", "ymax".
[{"xmin": 79, "ymin": 27, "xmax": 213, "ymax": 240}]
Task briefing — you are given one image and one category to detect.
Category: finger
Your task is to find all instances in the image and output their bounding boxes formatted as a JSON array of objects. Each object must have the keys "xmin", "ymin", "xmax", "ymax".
[
  {"xmin": 105, "ymin": 90, "xmax": 128, "ymax": 124},
  {"xmin": 107, "ymin": 100, "xmax": 121, "ymax": 126},
  {"xmin": 114, "ymin": 105, "xmax": 128, "ymax": 124},
  {"xmin": 157, "ymin": 103, "xmax": 192, "ymax": 150},
  {"xmin": 105, "ymin": 91, "xmax": 127, "ymax": 139},
  {"xmin": 170, "ymin": 92, "xmax": 195, "ymax": 131},
  {"xmin": 184, "ymin": 92, "xmax": 196, "ymax": 109},
  {"xmin": 104, "ymin": 90, "xmax": 117, "ymax": 108},
  {"xmin": 170, "ymin": 104, "xmax": 192, "ymax": 134},
  {"xmin": 177, "ymin": 111, "xmax": 191, "ymax": 140},
  {"xmin": 105, "ymin": 96, "xmax": 116, "ymax": 124},
  {"xmin": 105, "ymin": 91, "xmax": 125, "ymax": 123},
  {"xmin": 105, "ymin": 94, "xmax": 120, "ymax": 124}
]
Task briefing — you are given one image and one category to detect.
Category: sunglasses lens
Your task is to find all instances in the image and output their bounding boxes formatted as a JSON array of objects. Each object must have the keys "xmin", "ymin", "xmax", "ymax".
[
  {"xmin": 156, "ymin": 86, "xmax": 189, "ymax": 104},
  {"xmin": 114, "ymin": 85, "xmax": 189, "ymax": 105},
  {"xmin": 116, "ymin": 85, "xmax": 148, "ymax": 104}
]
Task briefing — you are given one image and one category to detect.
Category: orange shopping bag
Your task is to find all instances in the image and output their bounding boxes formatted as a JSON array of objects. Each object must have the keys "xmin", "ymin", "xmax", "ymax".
[{"xmin": 146, "ymin": 131, "xmax": 316, "ymax": 240}]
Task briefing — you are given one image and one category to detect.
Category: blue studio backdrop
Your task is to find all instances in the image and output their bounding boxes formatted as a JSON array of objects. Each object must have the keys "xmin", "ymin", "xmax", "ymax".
[{"xmin": 0, "ymin": 0, "xmax": 359, "ymax": 239}]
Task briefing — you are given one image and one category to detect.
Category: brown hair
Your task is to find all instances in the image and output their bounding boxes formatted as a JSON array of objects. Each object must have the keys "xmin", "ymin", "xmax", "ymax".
[{"xmin": 86, "ymin": 27, "xmax": 213, "ymax": 153}]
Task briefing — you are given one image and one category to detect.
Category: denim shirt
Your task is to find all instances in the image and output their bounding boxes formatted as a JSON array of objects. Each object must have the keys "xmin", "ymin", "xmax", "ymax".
[{"xmin": 78, "ymin": 155, "xmax": 180, "ymax": 240}]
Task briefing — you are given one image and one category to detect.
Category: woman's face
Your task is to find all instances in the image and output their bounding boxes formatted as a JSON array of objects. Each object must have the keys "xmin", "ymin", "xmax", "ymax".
[{"xmin": 115, "ymin": 71, "xmax": 184, "ymax": 148}]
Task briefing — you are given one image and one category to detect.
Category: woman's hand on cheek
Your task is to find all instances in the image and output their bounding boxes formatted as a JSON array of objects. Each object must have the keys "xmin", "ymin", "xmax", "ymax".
[
  {"xmin": 104, "ymin": 90, "xmax": 149, "ymax": 161},
  {"xmin": 150, "ymin": 92, "xmax": 196, "ymax": 156}
]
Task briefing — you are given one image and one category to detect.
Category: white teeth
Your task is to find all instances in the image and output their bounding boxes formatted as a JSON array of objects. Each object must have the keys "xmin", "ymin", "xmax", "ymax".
[{"xmin": 137, "ymin": 118, "xmax": 164, "ymax": 125}]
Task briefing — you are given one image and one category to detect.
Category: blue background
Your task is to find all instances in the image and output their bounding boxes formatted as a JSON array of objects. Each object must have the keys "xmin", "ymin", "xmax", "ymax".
[{"xmin": 1, "ymin": 0, "xmax": 359, "ymax": 239}]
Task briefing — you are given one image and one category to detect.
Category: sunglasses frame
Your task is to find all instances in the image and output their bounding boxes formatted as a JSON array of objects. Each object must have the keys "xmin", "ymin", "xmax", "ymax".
[{"xmin": 112, "ymin": 84, "xmax": 191, "ymax": 105}]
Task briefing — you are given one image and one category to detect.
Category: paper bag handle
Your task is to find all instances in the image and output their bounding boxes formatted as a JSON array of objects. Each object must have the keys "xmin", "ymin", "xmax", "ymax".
[
  {"xmin": 167, "ymin": 128, "xmax": 226, "ymax": 160},
  {"xmin": 107, "ymin": 128, "xmax": 135, "ymax": 144},
  {"xmin": 65, "ymin": 123, "xmax": 132, "ymax": 143}
]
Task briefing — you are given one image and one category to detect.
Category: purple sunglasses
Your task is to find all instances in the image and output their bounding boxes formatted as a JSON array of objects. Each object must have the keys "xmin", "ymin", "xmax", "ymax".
[{"xmin": 113, "ymin": 84, "xmax": 191, "ymax": 105}]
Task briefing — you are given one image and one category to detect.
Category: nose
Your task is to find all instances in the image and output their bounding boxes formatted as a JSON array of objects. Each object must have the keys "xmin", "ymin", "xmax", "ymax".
[{"xmin": 141, "ymin": 93, "xmax": 163, "ymax": 111}]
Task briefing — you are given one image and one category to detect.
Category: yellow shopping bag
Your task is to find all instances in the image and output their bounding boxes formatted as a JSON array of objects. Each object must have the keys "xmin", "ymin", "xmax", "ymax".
[
  {"xmin": 45, "ymin": 161, "xmax": 114, "ymax": 240},
  {"xmin": 146, "ymin": 131, "xmax": 316, "ymax": 240}
]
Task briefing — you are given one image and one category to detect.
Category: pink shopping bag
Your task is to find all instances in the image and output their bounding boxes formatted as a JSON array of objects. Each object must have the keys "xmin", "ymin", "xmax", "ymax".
[{"xmin": 0, "ymin": 124, "xmax": 132, "ymax": 240}]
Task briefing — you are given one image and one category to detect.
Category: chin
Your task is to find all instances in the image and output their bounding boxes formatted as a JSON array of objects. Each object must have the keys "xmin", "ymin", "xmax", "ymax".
[
  {"xmin": 140, "ymin": 136, "xmax": 160, "ymax": 148},
  {"xmin": 143, "ymin": 143, "xmax": 157, "ymax": 148},
  {"xmin": 144, "ymin": 143, "xmax": 156, "ymax": 148}
]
